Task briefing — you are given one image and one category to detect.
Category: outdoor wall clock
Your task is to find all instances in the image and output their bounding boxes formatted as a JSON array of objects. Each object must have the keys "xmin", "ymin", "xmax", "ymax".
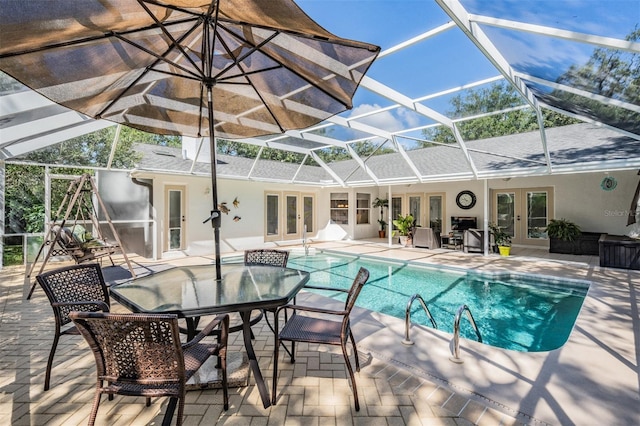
[
  {"xmin": 456, "ymin": 190, "xmax": 477, "ymax": 209},
  {"xmin": 600, "ymin": 176, "xmax": 617, "ymax": 191}
]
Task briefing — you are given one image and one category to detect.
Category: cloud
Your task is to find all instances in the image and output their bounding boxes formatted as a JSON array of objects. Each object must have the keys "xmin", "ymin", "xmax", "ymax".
[{"xmin": 348, "ymin": 103, "xmax": 407, "ymax": 132}]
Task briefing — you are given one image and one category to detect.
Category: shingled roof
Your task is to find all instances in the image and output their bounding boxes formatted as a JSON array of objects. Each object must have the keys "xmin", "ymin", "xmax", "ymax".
[{"xmin": 133, "ymin": 122, "xmax": 638, "ymax": 186}]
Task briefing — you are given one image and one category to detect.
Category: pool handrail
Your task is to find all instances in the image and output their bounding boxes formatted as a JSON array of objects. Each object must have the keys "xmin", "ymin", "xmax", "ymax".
[
  {"xmin": 450, "ymin": 304, "xmax": 482, "ymax": 363},
  {"xmin": 401, "ymin": 293, "xmax": 437, "ymax": 345}
]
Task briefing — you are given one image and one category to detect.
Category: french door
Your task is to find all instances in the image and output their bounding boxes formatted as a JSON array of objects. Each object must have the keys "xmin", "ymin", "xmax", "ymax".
[
  {"xmin": 491, "ymin": 187, "xmax": 553, "ymax": 247},
  {"xmin": 265, "ymin": 192, "xmax": 315, "ymax": 241},
  {"xmin": 394, "ymin": 193, "xmax": 445, "ymax": 235}
]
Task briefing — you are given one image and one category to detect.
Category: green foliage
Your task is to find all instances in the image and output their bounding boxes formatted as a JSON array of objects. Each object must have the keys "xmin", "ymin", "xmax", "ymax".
[
  {"xmin": 5, "ymin": 165, "xmax": 45, "ymax": 233},
  {"xmin": 392, "ymin": 214, "xmax": 414, "ymax": 237},
  {"xmin": 423, "ymin": 27, "xmax": 640, "ymax": 146},
  {"xmin": 422, "ymin": 82, "xmax": 580, "ymax": 144},
  {"xmin": 546, "ymin": 218, "xmax": 582, "ymax": 241},
  {"xmin": 2, "ymin": 244, "xmax": 23, "ymax": 266},
  {"xmin": 20, "ymin": 126, "xmax": 176, "ymax": 169},
  {"xmin": 217, "ymin": 139, "xmax": 261, "ymax": 158},
  {"xmin": 5, "ymin": 126, "xmax": 180, "ymax": 234},
  {"xmin": 554, "ymin": 26, "xmax": 640, "ymax": 127},
  {"xmin": 350, "ymin": 140, "xmax": 395, "ymax": 157},
  {"xmin": 489, "ymin": 223, "xmax": 512, "ymax": 247},
  {"xmin": 316, "ymin": 145, "xmax": 350, "ymax": 162},
  {"xmin": 372, "ymin": 197, "xmax": 388, "ymax": 209},
  {"xmin": 372, "ymin": 198, "xmax": 388, "ymax": 230}
]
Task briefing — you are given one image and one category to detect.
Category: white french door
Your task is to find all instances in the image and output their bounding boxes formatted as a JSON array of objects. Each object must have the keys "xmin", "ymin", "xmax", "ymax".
[
  {"xmin": 265, "ymin": 191, "xmax": 315, "ymax": 241},
  {"xmin": 491, "ymin": 187, "xmax": 553, "ymax": 247}
]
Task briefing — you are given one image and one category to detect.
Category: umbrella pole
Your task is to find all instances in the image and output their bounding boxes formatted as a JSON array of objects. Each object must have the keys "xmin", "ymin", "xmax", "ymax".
[{"xmin": 207, "ymin": 84, "xmax": 222, "ymax": 280}]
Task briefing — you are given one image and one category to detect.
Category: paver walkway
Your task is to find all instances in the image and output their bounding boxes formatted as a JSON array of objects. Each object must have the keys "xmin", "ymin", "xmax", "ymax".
[{"xmin": 2, "ymin": 241, "xmax": 638, "ymax": 425}]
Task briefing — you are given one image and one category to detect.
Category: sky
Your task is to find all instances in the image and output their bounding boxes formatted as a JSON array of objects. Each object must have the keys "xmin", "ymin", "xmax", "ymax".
[{"xmin": 291, "ymin": 0, "xmax": 639, "ymax": 143}]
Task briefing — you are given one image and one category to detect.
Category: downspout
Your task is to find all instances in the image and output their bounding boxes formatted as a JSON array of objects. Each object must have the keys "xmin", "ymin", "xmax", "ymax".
[
  {"xmin": 131, "ymin": 176, "xmax": 153, "ymax": 205},
  {"xmin": 130, "ymin": 175, "xmax": 156, "ymax": 260}
]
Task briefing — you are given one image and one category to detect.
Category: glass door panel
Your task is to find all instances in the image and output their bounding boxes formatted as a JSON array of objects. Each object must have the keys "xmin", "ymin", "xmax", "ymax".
[
  {"xmin": 427, "ymin": 194, "xmax": 444, "ymax": 235},
  {"xmin": 408, "ymin": 195, "xmax": 422, "ymax": 226},
  {"xmin": 527, "ymin": 191, "xmax": 548, "ymax": 239},
  {"xmin": 496, "ymin": 191, "xmax": 516, "ymax": 240},
  {"xmin": 391, "ymin": 196, "xmax": 402, "ymax": 231},
  {"xmin": 166, "ymin": 186, "xmax": 185, "ymax": 251},
  {"xmin": 303, "ymin": 195, "xmax": 314, "ymax": 236},
  {"xmin": 265, "ymin": 193, "xmax": 279, "ymax": 240},
  {"xmin": 285, "ymin": 193, "xmax": 299, "ymax": 239}
]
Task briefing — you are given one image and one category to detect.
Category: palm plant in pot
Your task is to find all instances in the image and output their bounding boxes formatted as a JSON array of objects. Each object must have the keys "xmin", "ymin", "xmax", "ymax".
[
  {"xmin": 372, "ymin": 197, "xmax": 389, "ymax": 238},
  {"xmin": 392, "ymin": 214, "xmax": 414, "ymax": 246}
]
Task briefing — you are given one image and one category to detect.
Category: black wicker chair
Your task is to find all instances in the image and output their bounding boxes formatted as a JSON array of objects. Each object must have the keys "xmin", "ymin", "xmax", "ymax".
[
  {"xmin": 244, "ymin": 248, "xmax": 290, "ymax": 267},
  {"xmin": 69, "ymin": 311, "xmax": 229, "ymax": 426},
  {"xmin": 36, "ymin": 263, "xmax": 110, "ymax": 391},
  {"xmin": 272, "ymin": 267, "xmax": 370, "ymax": 411},
  {"xmin": 244, "ymin": 248, "xmax": 290, "ymax": 334}
]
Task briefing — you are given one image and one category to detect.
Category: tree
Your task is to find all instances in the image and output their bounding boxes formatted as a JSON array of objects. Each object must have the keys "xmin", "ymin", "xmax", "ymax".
[
  {"xmin": 5, "ymin": 126, "xmax": 181, "ymax": 234},
  {"xmin": 422, "ymin": 82, "xmax": 580, "ymax": 145},
  {"xmin": 23, "ymin": 126, "xmax": 180, "ymax": 169},
  {"xmin": 5, "ymin": 165, "xmax": 45, "ymax": 234},
  {"xmin": 552, "ymin": 26, "xmax": 640, "ymax": 130}
]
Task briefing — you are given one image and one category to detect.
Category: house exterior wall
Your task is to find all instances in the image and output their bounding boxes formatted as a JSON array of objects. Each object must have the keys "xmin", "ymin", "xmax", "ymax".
[
  {"xmin": 371, "ymin": 169, "xmax": 639, "ymax": 244},
  {"xmin": 134, "ymin": 168, "xmax": 638, "ymax": 258}
]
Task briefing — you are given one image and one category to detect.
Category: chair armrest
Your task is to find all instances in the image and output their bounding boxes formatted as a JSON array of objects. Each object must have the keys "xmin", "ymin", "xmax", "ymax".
[
  {"xmin": 276, "ymin": 304, "xmax": 348, "ymax": 317},
  {"xmin": 52, "ymin": 301, "xmax": 109, "ymax": 312},
  {"xmin": 182, "ymin": 314, "xmax": 229, "ymax": 349},
  {"xmin": 302, "ymin": 285, "xmax": 349, "ymax": 293}
]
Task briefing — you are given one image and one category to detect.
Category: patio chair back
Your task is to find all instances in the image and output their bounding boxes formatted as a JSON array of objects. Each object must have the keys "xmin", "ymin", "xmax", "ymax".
[
  {"xmin": 273, "ymin": 267, "xmax": 370, "ymax": 411},
  {"xmin": 244, "ymin": 249, "xmax": 289, "ymax": 267},
  {"xmin": 244, "ymin": 248, "xmax": 290, "ymax": 336},
  {"xmin": 69, "ymin": 311, "xmax": 229, "ymax": 425},
  {"xmin": 36, "ymin": 263, "xmax": 109, "ymax": 391}
]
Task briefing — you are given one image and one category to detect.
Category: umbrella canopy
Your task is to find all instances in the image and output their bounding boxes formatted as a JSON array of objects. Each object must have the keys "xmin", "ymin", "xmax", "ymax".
[{"xmin": 0, "ymin": 0, "xmax": 380, "ymax": 277}]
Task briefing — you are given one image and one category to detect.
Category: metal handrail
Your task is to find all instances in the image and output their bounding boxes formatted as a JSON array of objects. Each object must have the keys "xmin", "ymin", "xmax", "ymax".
[
  {"xmin": 401, "ymin": 294, "xmax": 437, "ymax": 345},
  {"xmin": 449, "ymin": 304, "xmax": 483, "ymax": 363}
]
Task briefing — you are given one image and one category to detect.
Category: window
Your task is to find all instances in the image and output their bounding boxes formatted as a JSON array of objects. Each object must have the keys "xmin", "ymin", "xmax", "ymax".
[
  {"xmin": 330, "ymin": 192, "xmax": 348, "ymax": 224},
  {"xmin": 356, "ymin": 193, "xmax": 370, "ymax": 225}
]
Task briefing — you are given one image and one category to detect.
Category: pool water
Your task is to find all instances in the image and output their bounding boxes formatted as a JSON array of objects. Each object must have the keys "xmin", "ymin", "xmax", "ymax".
[{"xmin": 283, "ymin": 251, "xmax": 589, "ymax": 352}]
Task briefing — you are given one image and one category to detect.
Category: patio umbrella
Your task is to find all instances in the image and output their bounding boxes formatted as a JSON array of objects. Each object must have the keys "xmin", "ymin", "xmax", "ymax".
[{"xmin": 0, "ymin": 0, "xmax": 380, "ymax": 278}]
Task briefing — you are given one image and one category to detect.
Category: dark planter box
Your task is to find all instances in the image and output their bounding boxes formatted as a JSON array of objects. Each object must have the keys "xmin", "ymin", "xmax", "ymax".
[
  {"xmin": 549, "ymin": 232, "xmax": 603, "ymax": 255},
  {"xmin": 599, "ymin": 234, "xmax": 640, "ymax": 270}
]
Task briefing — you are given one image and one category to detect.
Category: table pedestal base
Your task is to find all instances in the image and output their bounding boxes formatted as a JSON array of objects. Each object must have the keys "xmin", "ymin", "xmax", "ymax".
[{"xmin": 186, "ymin": 351, "xmax": 250, "ymax": 390}]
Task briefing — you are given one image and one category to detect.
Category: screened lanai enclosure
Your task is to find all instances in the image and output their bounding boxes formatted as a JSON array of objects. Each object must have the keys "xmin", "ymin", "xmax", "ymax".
[{"xmin": 1, "ymin": 0, "xmax": 639, "ymax": 266}]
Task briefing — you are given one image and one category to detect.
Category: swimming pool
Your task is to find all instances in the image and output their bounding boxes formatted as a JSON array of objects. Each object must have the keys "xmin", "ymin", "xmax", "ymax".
[{"xmin": 281, "ymin": 251, "xmax": 589, "ymax": 352}]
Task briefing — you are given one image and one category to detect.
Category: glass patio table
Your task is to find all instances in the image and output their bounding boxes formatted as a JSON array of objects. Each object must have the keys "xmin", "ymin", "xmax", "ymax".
[{"xmin": 110, "ymin": 263, "xmax": 310, "ymax": 409}]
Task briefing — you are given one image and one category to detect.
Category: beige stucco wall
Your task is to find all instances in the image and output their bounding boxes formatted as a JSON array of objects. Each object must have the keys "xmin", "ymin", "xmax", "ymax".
[
  {"xmin": 371, "ymin": 169, "xmax": 639, "ymax": 243},
  {"xmin": 133, "ymin": 168, "xmax": 639, "ymax": 258}
]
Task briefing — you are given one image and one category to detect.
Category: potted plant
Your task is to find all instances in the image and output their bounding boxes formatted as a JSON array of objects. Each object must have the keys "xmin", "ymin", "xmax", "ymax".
[
  {"xmin": 377, "ymin": 219, "xmax": 387, "ymax": 238},
  {"xmin": 393, "ymin": 213, "xmax": 414, "ymax": 246},
  {"xmin": 373, "ymin": 197, "xmax": 389, "ymax": 238},
  {"xmin": 489, "ymin": 223, "xmax": 512, "ymax": 256},
  {"xmin": 547, "ymin": 218, "xmax": 582, "ymax": 254}
]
